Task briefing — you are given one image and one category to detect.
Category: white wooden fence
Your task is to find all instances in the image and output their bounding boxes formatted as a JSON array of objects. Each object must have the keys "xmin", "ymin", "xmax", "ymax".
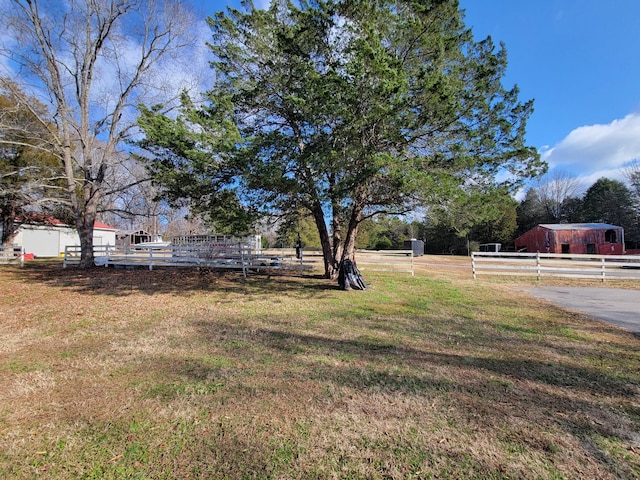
[
  {"xmin": 63, "ymin": 244, "xmax": 301, "ymax": 277},
  {"xmin": 352, "ymin": 250, "xmax": 414, "ymax": 275},
  {"xmin": 63, "ymin": 245, "xmax": 417, "ymax": 276},
  {"xmin": 472, "ymin": 252, "xmax": 640, "ymax": 281},
  {"xmin": 264, "ymin": 249, "xmax": 415, "ymax": 275},
  {"xmin": 0, "ymin": 246, "xmax": 25, "ymax": 267}
]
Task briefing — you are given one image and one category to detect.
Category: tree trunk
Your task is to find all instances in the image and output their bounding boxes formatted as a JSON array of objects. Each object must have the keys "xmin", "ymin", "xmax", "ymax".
[
  {"xmin": 310, "ymin": 201, "xmax": 338, "ymax": 279},
  {"xmin": 77, "ymin": 222, "xmax": 95, "ymax": 268},
  {"xmin": 329, "ymin": 198, "xmax": 345, "ymax": 279},
  {"xmin": 1, "ymin": 200, "xmax": 18, "ymax": 247},
  {"xmin": 341, "ymin": 202, "xmax": 364, "ymax": 265},
  {"xmin": 76, "ymin": 196, "xmax": 97, "ymax": 269},
  {"xmin": 340, "ymin": 186, "xmax": 368, "ymax": 263},
  {"xmin": 342, "ymin": 219, "xmax": 360, "ymax": 263}
]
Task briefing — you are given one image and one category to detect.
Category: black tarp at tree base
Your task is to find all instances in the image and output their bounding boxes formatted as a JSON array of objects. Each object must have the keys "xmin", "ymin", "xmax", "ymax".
[{"xmin": 338, "ymin": 258, "xmax": 367, "ymax": 290}]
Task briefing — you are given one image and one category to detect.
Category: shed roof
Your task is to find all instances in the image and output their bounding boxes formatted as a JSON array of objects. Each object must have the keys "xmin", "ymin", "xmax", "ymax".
[
  {"xmin": 539, "ymin": 223, "xmax": 621, "ymax": 231},
  {"xmin": 94, "ymin": 221, "xmax": 118, "ymax": 231},
  {"xmin": 19, "ymin": 215, "xmax": 117, "ymax": 231},
  {"xmin": 19, "ymin": 214, "xmax": 67, "ymax": 226}
]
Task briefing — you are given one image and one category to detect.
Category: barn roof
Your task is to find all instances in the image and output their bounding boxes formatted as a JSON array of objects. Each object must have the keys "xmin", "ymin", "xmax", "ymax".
[{"xmin": 539, "ymin": 223, "xmax": 622, "ymax": 231}]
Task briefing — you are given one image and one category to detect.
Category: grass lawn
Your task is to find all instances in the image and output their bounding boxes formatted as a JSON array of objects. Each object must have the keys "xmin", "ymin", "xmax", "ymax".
[{"xmin": 0, "ymin": 260, "xmax": 639, "ymax": 479}]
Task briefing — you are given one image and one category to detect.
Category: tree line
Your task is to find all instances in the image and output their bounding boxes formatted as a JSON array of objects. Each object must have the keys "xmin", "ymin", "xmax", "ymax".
[{"xmin": 272, "ymin": 167, "xmax": 640, "ymax": 255}]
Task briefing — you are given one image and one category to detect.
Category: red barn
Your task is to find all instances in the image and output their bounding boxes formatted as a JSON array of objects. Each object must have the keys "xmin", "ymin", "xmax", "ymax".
[{"xmin": 514, "ymin": 223, "xmax": 625, "ymax": 255}]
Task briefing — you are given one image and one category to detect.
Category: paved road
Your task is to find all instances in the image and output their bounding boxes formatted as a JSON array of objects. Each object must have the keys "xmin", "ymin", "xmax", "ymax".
[{"xmin": 520, "ymin": 287, "xmax": 640, "ymax": 336}]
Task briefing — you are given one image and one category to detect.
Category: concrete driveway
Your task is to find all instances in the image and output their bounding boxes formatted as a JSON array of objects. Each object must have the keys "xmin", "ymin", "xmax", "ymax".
[{"xmin": 519, "ymin": 287, "xmax": 640, "ymax": 336}]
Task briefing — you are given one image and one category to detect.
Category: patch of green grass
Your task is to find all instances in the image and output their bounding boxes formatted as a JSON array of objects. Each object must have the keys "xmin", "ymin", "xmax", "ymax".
[
  {"xmin": 548, "ymin": 326, "xmax": 592, "ymax": 342},
  {"xmin": 268, "ymin": 439, "xmax": 301, "ymax": 470},
  {"xmin": 145, "ymin": 380, "xmax": 225, "ymax": 399},
  {"xmin": 1, "ymin": 358, "xmax": 48, "ymax": 373},
  {"xmin": 590, "ymin": 434, "xmax": 640, "ymax": 478},
  {"xmin": 199, "ymin": 354, "xmax": 235, "ymax": 369},
  {"xmin": 495, "ymin": 321, "xmax": 539, "ymax": 336},
  {"xmin": 355, "ymin": 333, "xmax": 399, "ymax": 351}
]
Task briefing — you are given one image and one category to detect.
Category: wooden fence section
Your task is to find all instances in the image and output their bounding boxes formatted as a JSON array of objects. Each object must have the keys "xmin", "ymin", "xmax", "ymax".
[
  {"xmin": 64, "ymin": 244, "xmax": 303, "ymax": 277},
  {"xmin": 472, "ymin": 252, "xmax": 640, "ymax": 281},
  {"xmin": 0, "ymin": 246, "xmax": 25, "ymax": 267},
  {"xmin": 63, "ymin": 246, "xmax": 416, "ymax": 276},
  {"xmin": 353, "ymin": 250, "xmax": 414, "ymax": 275},
  {"xmin": 257, "ymin": 249, "xmax": 415, "ymax": 275}
]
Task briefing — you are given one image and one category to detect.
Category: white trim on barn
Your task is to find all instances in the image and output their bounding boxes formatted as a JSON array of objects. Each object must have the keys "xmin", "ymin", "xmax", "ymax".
[{"xmin": 12, "ymin": 220, "xmax": 117, "ymax": 258}]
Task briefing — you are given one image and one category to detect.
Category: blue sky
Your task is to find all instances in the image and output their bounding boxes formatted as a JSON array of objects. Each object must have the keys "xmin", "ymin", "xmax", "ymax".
[
  {"xmin": 5, "ymin": 0, "xmax": 637, "ymax": 191},
  {"xmin": 192, "ymin": 0, "xmax": 640, "ymax": 190},
  {"xmin": 460, "ymin": 0, "xmax": 640, "ymax": 188}
]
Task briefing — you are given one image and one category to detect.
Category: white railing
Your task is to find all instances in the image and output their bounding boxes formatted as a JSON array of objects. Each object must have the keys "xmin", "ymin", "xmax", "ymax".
[
  {"xmin": 353, "ymin": 249, "xmax": 415, "ymax": 276},
  {"xmin": 63, "ymin": 244, "xmax": 303, "ymax": 277},
  {"xmin": 258, "ymin": 248, "xmax": 415, "ymax": 275},
  {"xmin": 0, "ymin": 246, "xmax": 25, "ymax": 267},
  {"xmin": 63, "ymin": 245, "xmax": 418, "ymax": 276},
  {"xmin": 472, "ymin": 252, "xmax": 640, "ymax": 281},
  {"xmin": 171, "ymin": 234, "xmax": 262, "ymax": 253}
]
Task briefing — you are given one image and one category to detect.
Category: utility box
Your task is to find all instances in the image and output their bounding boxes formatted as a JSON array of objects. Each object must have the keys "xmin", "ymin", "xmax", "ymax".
[
  {"xmin": 479, "ymin": 243, "xmax": 502, "ymax": 252},
  {"xmin": 403, "ymin": 239, "xmax": 424, "ymax": 256}
]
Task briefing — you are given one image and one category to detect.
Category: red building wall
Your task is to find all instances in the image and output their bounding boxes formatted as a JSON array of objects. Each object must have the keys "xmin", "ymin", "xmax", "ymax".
[{"xmin": 514, "ymin": 225, "xmax": 625, "ymax": 255}]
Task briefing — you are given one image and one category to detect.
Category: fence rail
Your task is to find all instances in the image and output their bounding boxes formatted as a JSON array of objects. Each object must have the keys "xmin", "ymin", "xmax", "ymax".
[
  {"xmin": 222, "ymin": 248, "xmax": 416, "ymax": 275},
  {"xmin": 353, "ymin": 250, "xmax": 414, "ymax": 275},
  {"xmin": 63, "ymin": 244, "xmax": 302, "ymax": 277},
  {"xmin": 472, "ymin": 252, "xmax": 640, "ymax": 281},
  {"xmin": 63, "ymin": 246, "xmax": 417, "ymax": 276},
  {"xmin": 0, "ymin": 246, "xmax": 25, "ymax": 267}
]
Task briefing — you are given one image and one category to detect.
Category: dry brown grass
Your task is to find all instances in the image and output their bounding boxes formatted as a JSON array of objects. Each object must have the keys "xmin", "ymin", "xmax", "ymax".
[{"xmin": 0, "ymin": 259, "xmax": 639, "ymax": 479}]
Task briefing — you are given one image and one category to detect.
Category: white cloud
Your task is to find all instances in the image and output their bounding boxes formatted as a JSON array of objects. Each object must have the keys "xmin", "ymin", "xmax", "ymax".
[{"xmin": 541, "ymin": 113, "xmax": 640, "ymax": 185}]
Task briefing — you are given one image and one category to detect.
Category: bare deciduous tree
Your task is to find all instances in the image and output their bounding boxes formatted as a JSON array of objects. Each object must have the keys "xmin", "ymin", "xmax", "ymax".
[
  {"xmin": 533, "ymin": 170, "xmax": 585, "ymax": 222},
  {"xmin": 622, "ymin": 159, "xmax": 640, "ymax": 247},
  {"xmin": 623, "ymin": 160, "xmax": 640, "ymax": 201},
  {"xmin": 100, "ymin": 156, "xmax": 167, "ymax": 234},
  {"xmin": 2, "ymin": 0, "xmax": 196, "ymax": 267}
]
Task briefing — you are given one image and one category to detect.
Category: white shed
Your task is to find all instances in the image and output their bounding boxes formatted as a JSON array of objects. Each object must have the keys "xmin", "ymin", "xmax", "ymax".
[{"xmin": 12, "ymin": 218, "xmax": 117, "ymax": 257}]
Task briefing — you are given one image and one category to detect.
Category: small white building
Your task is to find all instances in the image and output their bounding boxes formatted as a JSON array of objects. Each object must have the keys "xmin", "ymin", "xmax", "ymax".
[{"xmin": 11, "ymin": 218, "xmax": 117, "ymax": 257}]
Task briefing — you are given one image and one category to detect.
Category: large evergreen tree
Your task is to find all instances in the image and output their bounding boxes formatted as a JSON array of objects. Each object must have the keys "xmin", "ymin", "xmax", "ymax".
[
  {"xmin": 581, "ymin": 178, "xmax": 634, "ymax": 232},
  {"xmin": 139, "ymin": 0, "xmax": 543, "ymax": 278}
]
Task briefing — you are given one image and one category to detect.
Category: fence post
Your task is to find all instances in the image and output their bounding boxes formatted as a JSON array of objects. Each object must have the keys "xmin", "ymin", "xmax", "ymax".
[
  {"xmin": 20, "ymin": 246, "xmax": 25, "ymax": 268},
  {"xmin": 410, "ymin": 251, "xmax": 414, "ymax": 276},
  {"xmin": 536, "ymin": 252, "xmax": 541, "ymax": 281},
  {"xmin": 601, "ymin": 257, "xmax": 606, "ymax": 282},
  {"xmin": 240, "ymin": 243, "xmax": 247, "ymax": 279},
  {"xmin": 149, "ymin": 247, "xmax": 154, "ymax": 271},
  {"xmin": 472, "ymin": 253, "xmax": 477, "ymax": 279}
]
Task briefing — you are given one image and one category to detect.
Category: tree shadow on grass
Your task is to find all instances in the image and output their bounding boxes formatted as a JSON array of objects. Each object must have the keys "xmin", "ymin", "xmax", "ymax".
[
  {"xmin": 145, "ymin": 320, "xmax": 639, "ymax": 478},
  {"xmin": 211, "ymin": 326, "xmax": 639, "ymax": 398},
  {"xmin": 206, "ymin": 323, "xmax": 640, "ymax": 463},
  {"xmin": 12, "ymin": 262, "xmax": 339, "ymax": 297}
]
